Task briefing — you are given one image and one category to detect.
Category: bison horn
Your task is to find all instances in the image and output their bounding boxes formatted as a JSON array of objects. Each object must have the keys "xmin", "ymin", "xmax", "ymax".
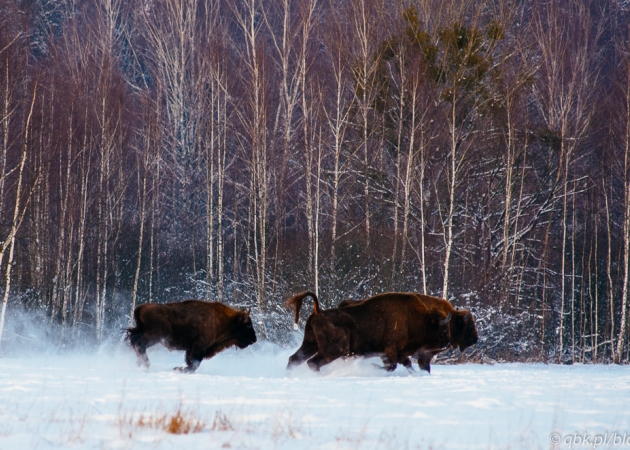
[
  {"xmin": 439, "ymin": 313, "xmax": 451, "ymax": 326},
  {"xmin": 464, "ymin": 311, "xmax": 471, "ymax": 321}
]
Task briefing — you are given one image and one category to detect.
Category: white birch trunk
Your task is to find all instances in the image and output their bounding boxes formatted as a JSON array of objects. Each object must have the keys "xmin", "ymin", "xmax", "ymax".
[{"xmin": 0, "ymin": 84, "xmax": 36, "ymax": 347}]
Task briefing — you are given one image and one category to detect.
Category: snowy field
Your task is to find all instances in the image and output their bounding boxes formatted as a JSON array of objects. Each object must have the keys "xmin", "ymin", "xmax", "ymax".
[{"xmin": 0, "ymin": 341, "xmax": 629, "ymax": 450}]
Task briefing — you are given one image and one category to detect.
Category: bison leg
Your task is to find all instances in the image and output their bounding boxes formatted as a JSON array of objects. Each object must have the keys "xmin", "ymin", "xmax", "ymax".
[
  {"xmin": 133, "ymin": 343, "xmax": 150, "ymax": 369},
  {"xmin": 416, "ymin": 351, "xmax": 435, "ymax": 373},
  {"xmin": 306, "ymin": 353, "xmax": 328, "ymax": 371},
  {"xmin": 174, "ymin": 348, "xmax": 203, "ymax": 373},
  {"xmin": 287, "ymin": 321, "xmax": 319, "ymax": 369},
  {"xmin": 379, "ymin": 356, "xmax": 398, "ymax": 372},
  {"xmin": 379, "ymin": 348, "xmax": 400, "ymax": 372},
  {"xmin": 135, "ymin": 346, "xmax": 150, "ymax": 369},
  {"xmin": 400, "ymin": 357, "xmax": 416, "ymax": 374},
  {"xmin": 308, "ymin": 316, "xmax": 351, "ymax": 372},
  {"xmin": 127, "ymin": 329, "xmax": 151, "ymax": 369},
  {"xmin": 287, "ymin": 320, "xmax": 318, "ymax": 369},
  {"xmin": 287, "ymin": 343, "xmax": 318, "ymax": 369}
]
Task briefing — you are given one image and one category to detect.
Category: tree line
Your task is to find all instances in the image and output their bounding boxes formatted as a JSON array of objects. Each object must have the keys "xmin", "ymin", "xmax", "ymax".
[{"xmin": 1, "ymin": 0, "xmax": 630, "ymax": 364}]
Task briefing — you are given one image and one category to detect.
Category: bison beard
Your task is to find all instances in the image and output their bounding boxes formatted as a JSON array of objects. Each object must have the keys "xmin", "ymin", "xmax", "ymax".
[
  {"xmin": 286, "ymin": 292, "xmax": 452, "ymax": 372},
  {"xmin": 125, "ymin": 300, "xmax": 257, "ymax": 373}
]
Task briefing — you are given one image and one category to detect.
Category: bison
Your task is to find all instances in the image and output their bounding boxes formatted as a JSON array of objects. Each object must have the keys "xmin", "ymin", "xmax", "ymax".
[
  {"xmin": 126, "ymin": 300, "xmax": 257, "ymax": 373},
  {"xmin": 286, "ymin": 291, "xmax": 452, "ymax": 372},
  {"xmin": 340, "ymin": 294, "xmax": 478, "ymax": 373},
  {"xmin": 407, "ymin": 295, "xmax": 478, "ymax": 373}
]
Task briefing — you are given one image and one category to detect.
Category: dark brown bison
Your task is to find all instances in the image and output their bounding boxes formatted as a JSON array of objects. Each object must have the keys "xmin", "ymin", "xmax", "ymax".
[
  {"xmin": 126, "ymin": 300, "xmax": 257, "ymax": 373},
  {"xmin": 339, "ymin": 294, "xmax": 479, "ymax": 373},
  {"xmin": 409, "ymin": 295, "xmax": 478, "ymax": 373},
  {"xmin": 286, "ymin": 291, "xmax": 452, "ymax": 372}
]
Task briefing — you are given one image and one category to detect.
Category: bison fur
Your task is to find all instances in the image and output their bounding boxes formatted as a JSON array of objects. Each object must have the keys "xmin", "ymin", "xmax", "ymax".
[
  {"xmin": 126, "ymin": 300, "xmax": 257, "ymax": 373},
  {"xmin": 286, "ymin": 291, "xmax": 452, "ymax": 372},
  {"xmin": 338, "ymin": 294, "xmax": 479, "ymax": 373}
]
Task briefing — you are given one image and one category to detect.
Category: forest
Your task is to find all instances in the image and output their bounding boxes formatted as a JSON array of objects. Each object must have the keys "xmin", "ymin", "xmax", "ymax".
[{"xmin": 1, "ymin": 0, "xmax": 630, "ymax": 364}]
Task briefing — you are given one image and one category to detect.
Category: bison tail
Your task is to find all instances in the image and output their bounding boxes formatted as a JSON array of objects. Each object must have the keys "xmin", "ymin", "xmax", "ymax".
[
  {"xmin": 285, "ymin": 291, "xmax": 320, "ymax": 326},
  {"xmin": 124, "ymin": 307, "xmax": 144, "ymax": 344},
  {"xmin": 124, "ymin": 325, "xmax": 142, "ymax": 345}
]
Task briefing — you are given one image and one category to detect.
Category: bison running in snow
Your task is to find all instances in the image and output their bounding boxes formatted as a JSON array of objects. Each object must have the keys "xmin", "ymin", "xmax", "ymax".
[
  {"xmin": 126, "ymin": 300, "xmax": 257, "ymax": 373},
  {"xmin": 339, "ymin": 294, "xmax": 478, "ymax": 373},
  {"xmin": 286, "ymin": 291, "xmax": 452, "ymax": 372}
]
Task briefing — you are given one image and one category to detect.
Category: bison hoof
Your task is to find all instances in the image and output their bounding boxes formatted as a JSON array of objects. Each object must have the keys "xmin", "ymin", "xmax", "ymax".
[
  {"xmin": 372, "ymin": 363, "xmax": 396, "ymax": 372},
  {"xmin": 306, "ymin": 362, "xmax": 321, "ymax": 372},
  {"xmin": 174, "ymin": 366, "xmax": 195, "ymax": 373},
  {"xmin": 136, "ymin": 361, "xmax": 150, "ymax": 371}
]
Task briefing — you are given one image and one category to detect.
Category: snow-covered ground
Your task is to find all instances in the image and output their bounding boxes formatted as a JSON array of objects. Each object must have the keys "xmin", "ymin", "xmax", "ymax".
[{"xmin": 0, "ymin": 341, "xmax": 629, "ymax": 450}]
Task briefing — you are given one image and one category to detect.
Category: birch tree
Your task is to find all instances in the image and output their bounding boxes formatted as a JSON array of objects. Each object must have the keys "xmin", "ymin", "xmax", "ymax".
[
  {"xmin": 532, "ymin": 0, "xmax": 602, "ymax": 361},
  {"xmin": 0, "ymin": 6, "xmax": 35, "ymax": 347},
  {"xmin": 232, "ymin": 0, "xmax": 271, "ymax": 318},
  {"xmin": 0, "ymin": 81, "xmax": 37, "ymax": 347},
  {"xmin": 320, "ymin": 6, "xmax": 354, "ymax": 276},
  {"xmin": 612, "ymin": 39, "xmax": 630, "ymax": 363}
]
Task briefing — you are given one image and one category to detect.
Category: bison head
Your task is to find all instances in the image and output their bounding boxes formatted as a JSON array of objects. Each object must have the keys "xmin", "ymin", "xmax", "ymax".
[
  {"xmin": 426, "ymin": 311, "xmax": 452, "ymax": 350},
  {"xmin": 234, "ymin": 310, "xmax": 257, "ymax": 349},
  {"xmin": 451, "ymin": 310, "xmax": 478, "ymax": 351}
]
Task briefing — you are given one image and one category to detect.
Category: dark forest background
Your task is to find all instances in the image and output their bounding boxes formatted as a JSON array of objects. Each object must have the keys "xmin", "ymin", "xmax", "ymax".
[{"xmin": 1, "ymin": 0, "xmax": 630, "ymax": 364}]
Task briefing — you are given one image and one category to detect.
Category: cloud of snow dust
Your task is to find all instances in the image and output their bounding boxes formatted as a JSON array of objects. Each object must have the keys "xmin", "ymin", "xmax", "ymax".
[{"xmin": 1, "ymin": 307, "xmax": 417, "ymax": 380}]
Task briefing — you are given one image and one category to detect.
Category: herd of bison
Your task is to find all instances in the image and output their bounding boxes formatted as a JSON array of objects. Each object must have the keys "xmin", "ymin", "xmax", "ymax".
[{"xmin": 125, "ymin": 291, "xmax": 478, "ymax": 374}]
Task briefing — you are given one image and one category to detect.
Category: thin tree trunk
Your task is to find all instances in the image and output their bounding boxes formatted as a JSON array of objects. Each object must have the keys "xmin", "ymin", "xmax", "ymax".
[
  {"xmin": 391, "ymin": 50, "xmax": 405, "ymax": 285},
  {"xmin": 604, "ymin": 178, "xmax": 615, "ymax": 361},
  {"xmin": 400, "ymin": 81, "xmax": 418, "ymax": 268},
  {"xmin": 325, "ymin": 31, "xmax": 353, "ymax": 274},
  {"xmin": 304, "ymin": 78, "xmax": 314, "ymax": 281},
  {"xmin": 0, "ymin": 83, "xmax": 37, "ymax": 347},
  {"xmin": 442, "ymin": 97, "xmax": 457, "ymax": 298},
  {"xmin": 148, "ymin": 176, "xmax": 156, "ymax": 304},
  {"xmin": 558, "ymin": 134, "xmax": 570, "ymax": 363},
  {"xmin": 217, "ymin": 84, "xmax": 226, "ymax": 301},
  {"xmin": 73, "ymin": 131, "xmax": 91, "ymax": 331},
  {"xmin": 129, "ymin": 155, "xmax": 148, "ymax": 325},
  {"xmin": 571, "ymin": 180, "xmax": 576, "ymax": 363},
  {"xmin": 593, "ymin": 208, "xmax": 599, "ymax": 362},
  {"xmin": 419, "ymin": 128, "xmax": 427, "ymax": 295},
  {"xmin": 207, "ymin": 78, "xmax": 216, "ymax": 299},
  {"xmin": 314, "ymin": 129, "xmax": 322, "ymax": 297},
  {"xmin": 615, "ymin": 73, "xmax": 630, "ymax": 363}
]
